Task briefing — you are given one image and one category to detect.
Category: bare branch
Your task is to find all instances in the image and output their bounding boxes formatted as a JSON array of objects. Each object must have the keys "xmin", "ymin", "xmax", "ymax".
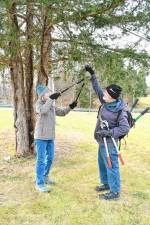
[
  {"xmin": 18, "ymin": 20, "xmax": 26, "ymax": 29},
  {"xmin": 16, "ymin": 13, "xmax": 27, "ymax": 21},
  {"xmin": 120, "ymin": 26, "xmax": 150, "ymax": 42},
  {"xmin": 132, "ymin": 0, "xmax": 142, "ymax": 13}
]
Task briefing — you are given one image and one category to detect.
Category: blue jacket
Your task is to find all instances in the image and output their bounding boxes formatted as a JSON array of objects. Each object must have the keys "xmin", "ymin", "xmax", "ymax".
[{"xmin": 91, "ymin": 74, "xmax": 130, "ymax": 145}]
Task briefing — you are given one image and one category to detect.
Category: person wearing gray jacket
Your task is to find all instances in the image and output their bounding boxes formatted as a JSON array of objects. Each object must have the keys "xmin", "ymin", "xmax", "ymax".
[
  {"xmin": 34, "ymin": 85, "xmax": 77, "ymax": 193},
  {"xmin": 85, "ymin": 65, "xmax": 130, "ymax": 200}
]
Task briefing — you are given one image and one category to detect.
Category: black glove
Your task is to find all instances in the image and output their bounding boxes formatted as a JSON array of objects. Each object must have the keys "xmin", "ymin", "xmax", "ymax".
[
  {"xmin": 97, "ymin": 129, "xmax": 112, "ymax": 138},
  {"xmin": 49, "ymin": 92, "xmax": 61, "ymax": 100},
  {"xmin": 85, "ymin": 64, "xmax": 95, "ymax": 75},
  {"xmin": 69, "ymin": 101, "xmax": 77, "ymax": 109}
]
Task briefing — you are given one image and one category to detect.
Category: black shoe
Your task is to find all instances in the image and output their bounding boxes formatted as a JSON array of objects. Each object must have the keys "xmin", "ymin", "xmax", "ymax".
[
  {"xmin": 99, "ymin": 191, "xmax": 120, "ymax": 200},
  {"xmin": 95, "ymin": 184, "xmax": 110, "ymax": 192}
]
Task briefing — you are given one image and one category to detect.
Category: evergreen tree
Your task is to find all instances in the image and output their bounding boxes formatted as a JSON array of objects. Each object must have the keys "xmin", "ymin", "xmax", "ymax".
[{"xmin": 0, "ymin": 0, "xmax": 149, "ymax": 155}]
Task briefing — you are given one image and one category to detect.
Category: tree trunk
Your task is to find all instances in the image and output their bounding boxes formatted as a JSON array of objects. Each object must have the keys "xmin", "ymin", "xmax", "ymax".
[
  {"xmin": 24, "ymin": 2, "xmax": 35, "ymax": 152},
  {"xmin": 9, "ymin": 3, "xmax": 29, "ymax": 156},
  {"xmin": 10, "ymin": 57, "xmax": 29, "ymax": 156},
  {"xmin": 1, "ymin": 69, "xmax": 6, "ymax": 99}
]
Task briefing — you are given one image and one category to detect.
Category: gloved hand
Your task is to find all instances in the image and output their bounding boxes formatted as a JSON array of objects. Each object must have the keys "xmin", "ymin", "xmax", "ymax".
[
  {"xmin": 85, "ymin": 64, "xmax": 95, "ymax": 75},
  {"xmin": 69, "ymin": 101, "xmax": 77, "ymax": 109},
  {"xmin": 97, "ymin": 129, "xmax": 112, "ymax": 138},
  {"xmin": 49, "ymin": 92, "xmax": 61, "ymax": 100}
]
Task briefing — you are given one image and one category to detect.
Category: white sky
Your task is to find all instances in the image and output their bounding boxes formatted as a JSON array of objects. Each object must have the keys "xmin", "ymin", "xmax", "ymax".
[
  {"xmin": 146, "ymin": 76, "xmax": 150, "ymax": 87},
  {"xmin": 94, "ymin": 26, "xmax": 150, "ymax": 87}
]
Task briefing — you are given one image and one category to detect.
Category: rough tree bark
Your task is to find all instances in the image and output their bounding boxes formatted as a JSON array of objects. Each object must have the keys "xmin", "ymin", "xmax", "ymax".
[
  {"xmin": 8, "ymin": 3, "xmax": 54, "ymax": 155},
  {"xmin": 24, "ymin": 2, "xmax": 35, "ymax": 151},
  {"xmin": 9, "ymin": 3, "xmax": 29, "ymax": 156}
]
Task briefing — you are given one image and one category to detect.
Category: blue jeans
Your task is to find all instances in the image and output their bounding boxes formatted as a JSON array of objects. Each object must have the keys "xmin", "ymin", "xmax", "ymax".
[
  {"xmin": 35, "ymin": 139, "xmax": 54, "ymax": 187},
  {"xmin": 98, "ymin": 143, "xmax": 120, "ymax": 193}
]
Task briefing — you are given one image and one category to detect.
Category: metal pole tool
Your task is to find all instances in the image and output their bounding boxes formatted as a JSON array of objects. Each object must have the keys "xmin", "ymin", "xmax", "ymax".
[{"xmin": 101, "ymin": 120, "xmax": 125, "ymax": 166}]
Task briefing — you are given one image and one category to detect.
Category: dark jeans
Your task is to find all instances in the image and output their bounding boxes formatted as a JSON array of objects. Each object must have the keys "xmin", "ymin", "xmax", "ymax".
[{"xmin": 98, "ymin": 143, "xmax": 120, "ymax": 193}]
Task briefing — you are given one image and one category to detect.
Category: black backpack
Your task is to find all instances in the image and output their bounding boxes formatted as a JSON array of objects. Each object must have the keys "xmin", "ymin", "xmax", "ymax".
[
  {"xmin": 97, "ymin": 106, "xmax": 135, "ymax": 149},
  {"xmin": 116, "ymin": 109, "xmax": 135, "ymax": 149},
  {"xmin": 97, "ymin": 105, "xmax": 135, "ymax": 132}
]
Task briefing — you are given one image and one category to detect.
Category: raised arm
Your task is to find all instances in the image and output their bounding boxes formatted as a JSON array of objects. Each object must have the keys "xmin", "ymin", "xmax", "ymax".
[
  {"xmin": 35, "ymin": 98, "xmax": 53, "ymax": 115},
  {"xmin": 35, "ymin": 91, "xmax": 61, "ymax": 115},
  {"xmin": 90, "ymin": 73, "xmax": 104, "ymax": 104},
  {"xmin": 85, "ymin": 65, "xmax": 104, "ymax": 104}
]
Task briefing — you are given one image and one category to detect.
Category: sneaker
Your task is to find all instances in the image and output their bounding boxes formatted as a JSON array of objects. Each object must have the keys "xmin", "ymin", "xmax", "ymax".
[
  {"xmin": 95, "ymin": 184, "xmax": 110, "ymax": 192},
  {"xmin": 36, "ymin": 185, "xmax": 51, "ymax": 193},
  {"xmin": 45, "ymin": 177, "xmax": 56, "ymax": 185},
  {"xmin": 99, "ymin": 191, "xmax": 120, "ymax": 200}
]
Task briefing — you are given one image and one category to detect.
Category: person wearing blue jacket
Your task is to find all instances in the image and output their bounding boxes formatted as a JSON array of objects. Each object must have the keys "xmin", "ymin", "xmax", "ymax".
[{"xmin": 85, "ymin": 65, "xmax": 130, "ymax": 200}]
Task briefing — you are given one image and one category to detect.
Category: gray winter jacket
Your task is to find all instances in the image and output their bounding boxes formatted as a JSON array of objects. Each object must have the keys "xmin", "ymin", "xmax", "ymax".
[
  {"xmin": 34, "ymin": 98, "xmax": 71, "ymax": 140},
  {"xmin": 91, "ymin": 74, "xmax": 130, "ymax": 145}
]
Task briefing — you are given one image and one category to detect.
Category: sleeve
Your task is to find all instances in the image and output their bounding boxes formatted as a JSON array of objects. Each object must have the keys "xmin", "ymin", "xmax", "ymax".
[
  {"xmin": 110, "ymin": 111, "xmax": 130, "ymax": 139},
  {"xmin": 55, "ymin": 106, "xmax": 71, "ymax": 116},
  {"xmin": 35, "ymin": 98, "xmax": 53, "ymax": 115},
  {"xmin": 91, "ymin": 74, "xmax": 105, "ymax": 104}
]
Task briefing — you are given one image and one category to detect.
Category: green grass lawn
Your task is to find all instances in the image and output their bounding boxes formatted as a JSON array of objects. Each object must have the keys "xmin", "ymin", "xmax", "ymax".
[{"xmin": 0, "ymin": 109, "xmax": 150, "ymax": 225}]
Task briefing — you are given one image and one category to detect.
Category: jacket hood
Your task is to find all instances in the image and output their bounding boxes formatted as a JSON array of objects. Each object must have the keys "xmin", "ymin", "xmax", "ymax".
[{"xmin": 104, "ymin": 99, "xmax": 128, "ymax": 113}]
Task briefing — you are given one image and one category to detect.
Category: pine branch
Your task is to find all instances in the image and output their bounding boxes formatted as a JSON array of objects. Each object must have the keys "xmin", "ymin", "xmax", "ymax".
[
  {"xmin": 79, "ymin": 0, "xmax": 126, "ymax": 20},
  {"xmin": 52, "ymin": 0, "xmax": 126, "ymax": 25}
]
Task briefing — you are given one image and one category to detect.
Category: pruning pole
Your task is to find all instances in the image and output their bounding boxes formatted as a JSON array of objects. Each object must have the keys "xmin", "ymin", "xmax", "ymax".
[
  {"xmin": 60, "ymin": 78, "xmax": 84, "ymax": 94},
  {"xmin": 100, "ymin": 120, "xmax": 112, "ymax": 168},
  {"xmin": 101, "ymin": 120, "xmax": 125, "ymax": 166},
  {"xmin": 103, "ymin": 137, "xmax": 112, "ymax": 168},
  {"xmin": 111, "ymin": 137, "xmax": 125, "ymax": 165},
  {"xmin": 130, "ymin": 98, "xmax": 139, "ymax": 112},
  {"xmin": 75, "ymin": 83, "xmax": 85, "ymax": 102},
  {"xmin": 134, "ymin": 107, "xmax": 150, "ymax": 123}
]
